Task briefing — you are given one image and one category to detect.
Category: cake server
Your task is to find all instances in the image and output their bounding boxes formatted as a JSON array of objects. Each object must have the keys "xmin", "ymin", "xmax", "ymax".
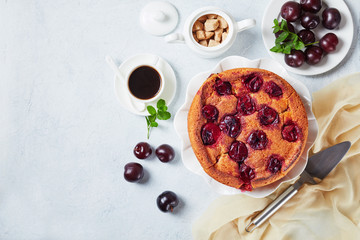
[{"xmin": 245, "ymin": 141, "xmax": 351, "ymax": 232}]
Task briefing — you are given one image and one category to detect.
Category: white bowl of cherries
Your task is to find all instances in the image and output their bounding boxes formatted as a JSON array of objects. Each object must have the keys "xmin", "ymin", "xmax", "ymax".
[{"xmin": 262, "ymin": 0, "xmax": 354, "ymax": 76}]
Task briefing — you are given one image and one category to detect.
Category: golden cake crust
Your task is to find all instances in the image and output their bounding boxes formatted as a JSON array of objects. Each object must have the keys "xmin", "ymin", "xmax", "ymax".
[{"xmin": 187, "ymin": 68, "xmax": 308, "ymax": 190}]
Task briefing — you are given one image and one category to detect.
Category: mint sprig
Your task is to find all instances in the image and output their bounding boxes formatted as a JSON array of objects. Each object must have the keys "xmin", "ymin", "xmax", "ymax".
[
  {"xmin": 270, "ymin": 19, "xmax": 317, "ymax": 54},
  {"xmin": 145, "ymin": 99, "xmax": 171, "ymax": 139}
]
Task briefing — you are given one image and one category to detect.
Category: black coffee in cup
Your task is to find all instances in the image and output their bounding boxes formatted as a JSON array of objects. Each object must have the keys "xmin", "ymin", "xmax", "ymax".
[{"xmin": 128, "ymin": 66, "xmax": 161, "ymax": 100}]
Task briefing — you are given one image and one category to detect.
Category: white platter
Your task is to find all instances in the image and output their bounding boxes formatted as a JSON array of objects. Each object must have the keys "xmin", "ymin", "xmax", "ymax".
[
  {"xmin": 174, "ymin": 56, "xmax": 318, "ymax": 198},
  {"xmin": 261, "ymin": 0, "xmax": 354, "ymax": 76}
]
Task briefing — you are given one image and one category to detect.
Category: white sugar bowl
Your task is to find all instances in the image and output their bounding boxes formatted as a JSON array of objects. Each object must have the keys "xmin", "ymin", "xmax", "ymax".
[{"xmin": 165, "ymin": 6, "xmax": 256, "ymax": 58}]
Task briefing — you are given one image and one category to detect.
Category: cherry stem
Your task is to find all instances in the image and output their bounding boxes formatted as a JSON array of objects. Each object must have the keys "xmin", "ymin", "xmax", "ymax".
[{"xmin": 305, "ymin": 41, "xmax": 319, "ymax": 46}]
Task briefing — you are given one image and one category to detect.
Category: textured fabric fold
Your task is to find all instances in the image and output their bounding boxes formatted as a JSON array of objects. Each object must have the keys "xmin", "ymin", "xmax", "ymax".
[{"xmin": 193, "ymin": 73, "xmax": 360, "ymax": 240}]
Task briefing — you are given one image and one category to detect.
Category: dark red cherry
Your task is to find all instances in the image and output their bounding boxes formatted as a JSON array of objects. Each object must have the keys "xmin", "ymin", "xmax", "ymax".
[
  {"xmin": 237, "ymin": 94, "xmax": 256, "ymax": 115},
  {"xmin": 219, "ymin": 115, "xmax": 241, "ymax": 138},
  {"xmin": 285, "ymin": 50, "xmax": 306, "ymax": 68},
  {"xmin": 201, "ymin": 123, "xmax": 221, "ymax": 145},
  {"xmin": 202, "ymin": 105, "xmax": 219, "ymax": 122},
  {"xmin": 322, "ymin": 8, "xmax": 341, "ymax": 30},
  {"xmin": 228, "ymin": 141, "xmax": 248, "ymax": 163},
  {"xmin": 264, "ymin": 81, "xmax": 283, "ymax": 98},
  {"xmin": 300, "ymin": 0, "xmax": 322, "ymax": 13},
  {"xmin": 213, "ymin": 78, "xmax": 232, "ymax": 95},
  {"xmin": 300, "ymin": 12, "xmax": 320, "ymax": 29},
  {"xmin": 247, "ymin": 130, "xmax": 268, "ymax": 150},
  {"xmin": 267, "ymin": 155, "xmax": 284, "ymax": 174},
  {"xmin": 281, "ymin": 1, "xmax": 302, "ymax": 22},
  {"xmin": 258, "ymin": 106, "xmax": 279, "ymax": 126},
  {"xmin": 133, "ymin": 142, "xmax": 152, "ymax": 159},
  {"xmin": 242, "ymin": 73, "xmax": 263, "ymax": 92},
  {"xmin": 124, "ymin": 162, "xmax": 144, "ymax": 182},
  {"xmin": 155, "ymin": 144, "xmax": 175, "ymax": 163},
  {"xmin": 298, "ymin": 29, "xmax": 316, "ymax": 44},
  {"xmin": 319, "ymin": 33, "xmax": 339, "ymax": 53},
  {"xmin": 305, "ymin": 46, "xmax": 323, "ymax": 65},
  {"xmin": 156, "ymin": 191, "xmax": 179, "ymax": 212},
  {"xmin": 282, "ymin": 121, "xmax": 300, "ymax": 142},
  {"xmin": 239, "ymin": 164, "xmax": 255, "ymax": 183}
]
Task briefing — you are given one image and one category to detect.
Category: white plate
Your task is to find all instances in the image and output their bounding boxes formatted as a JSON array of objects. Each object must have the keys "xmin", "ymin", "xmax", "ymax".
[
  {"xmin": 174, "ymin": 56, "xmax": 318, "ymax": 198},
  {"xmin": 114, "ymin": 53, "xmax": 177, "ymax": 116},
  {"xmin": 262, "ymin": 0, "xmax": 354, "ymax": 76}
]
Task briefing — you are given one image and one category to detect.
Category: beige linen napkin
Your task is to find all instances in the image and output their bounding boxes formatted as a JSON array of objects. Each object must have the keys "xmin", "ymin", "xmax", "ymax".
[{"xmin": 193, "ymin": 73, "xmax": 360, "ymax": 240}]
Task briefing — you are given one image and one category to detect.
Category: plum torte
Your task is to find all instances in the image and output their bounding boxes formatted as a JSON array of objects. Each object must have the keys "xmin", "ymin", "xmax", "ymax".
[{"xmin": 187, "ymin": 68, "xmax": 308, "ymax": 191}]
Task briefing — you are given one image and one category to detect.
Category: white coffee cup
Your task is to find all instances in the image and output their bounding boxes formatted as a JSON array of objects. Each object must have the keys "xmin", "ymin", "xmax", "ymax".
[
  {"xmin": 125, "ymin": 57, "xmax": 165, "ymax": 104},
  {"xmin": 106, "ymin": 55, "xmax": 164, "ymax": 112},
  {"xmin": 165, "ymin": 6, "xmax": 256, "ymax": 58}
]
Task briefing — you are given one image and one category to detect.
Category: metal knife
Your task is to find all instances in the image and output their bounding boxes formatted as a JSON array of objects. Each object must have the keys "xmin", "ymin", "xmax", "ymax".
[{"xmin": 245, "ymin": 141, "xmax": 351, "ymax": 232}]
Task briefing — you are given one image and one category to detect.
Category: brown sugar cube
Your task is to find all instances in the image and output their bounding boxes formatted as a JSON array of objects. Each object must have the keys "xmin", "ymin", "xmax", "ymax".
[
  {"xmin": 196, "ymin": 30, "xmax": 206, "ymax": 40},
  {"xmin": 207, "ymin": 14, "xmax": 218, "ymax": 19},
  {"xmin": 198, "ymin": 15, "xmax": 208, "ymax": 23},
  {"xmin": 193, "ymin": 33, "xmax": 199, "ymax": 42},
  {"xmin": 204, "ymin": 19, "xmax": 219, "ymax": 32},
  {"xmin": 192, "ymin": 20, "xmax": 204, "ymax": 32},
  {"xmin": 214, "ymin": 28, "xmax": 222, "ymax": 42},
  {"xmin": 208, "ymin": 39, "xmax": 220, "ymax": 47},
  {"xmin": 217, "ymin": 16, "xmax": 228, "ymax": 29},
  {"xmin": 199, "ymin": 40, "xmax": 208, "ymax": 47},
  {"xmin": 222, "ymin": 32, "xmax": 228, "ymax": 41},
  {"xmin": 205, "ymin": 31, "xmax": 215, "ymax": 39}
]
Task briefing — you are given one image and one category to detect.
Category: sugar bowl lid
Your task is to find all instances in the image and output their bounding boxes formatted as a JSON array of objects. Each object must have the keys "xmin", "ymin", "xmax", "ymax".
[{"xmin": 140, "ymin": 1, "xmax": 179, "ymax": 36}]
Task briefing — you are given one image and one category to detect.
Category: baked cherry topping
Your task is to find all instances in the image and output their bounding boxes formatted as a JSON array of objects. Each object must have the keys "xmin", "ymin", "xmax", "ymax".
[
  {"xmin": 201, "ymin": 105, "xmax": 219, "ymax": 122},
  {"xmin": 282, "ymin": 121, "xmax": 300, "ymax": 142},
  {"xmin": 239, "ymin": 164, "xmax": 255, "ymax": 183},
  {"xmin": 242, "ymin": 73, "xmax": 263, "ymax": 92},
  {"xmin": 213, "ymin": 78, "xmax": 232, "ymax": 95},
  {"xmin": 228, "ymin": 141, "xmax": 248, "ymax": 163},
  {"xmin": 267, "ymin": 155, "xmax": 284, "ymax": 174},
  {"xmin": 240, "ymin": 183, "xmax": 253, "ymax": 191},
  {"xmin": 237, "ymin": 94, "xmax": 256, "ymax": 116},
  {"xmin": 219, "ymin": 115, "xmax": 241, "ymax": 138},
  {"xmin": 201, "ymin": 122, "xmax": 221, "ymax": 145},
  {"xmin": 258, "ymin": 106, "xmax": 279, "ymax": 126},
  {"xmin": 247, "ymin": 130, "xmax": 268, "ymax": 150},
  {"xmin": 264, "ymin": 81, "xmax": 283, "ymax": 98}
]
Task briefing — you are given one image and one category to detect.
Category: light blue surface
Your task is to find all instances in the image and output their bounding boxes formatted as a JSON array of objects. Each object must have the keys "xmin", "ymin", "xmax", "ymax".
[{"xmin": 0, "ymin": 0, "xmax": 359, "ymax": 239}]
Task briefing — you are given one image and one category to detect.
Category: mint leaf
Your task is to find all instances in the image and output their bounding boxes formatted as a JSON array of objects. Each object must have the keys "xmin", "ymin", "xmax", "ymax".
[
  {"xmin": 158, "ymin": 105, "xmax": 168, "ymax": 112},
  {"xmin": 270, "ymin": 44, "xmax": 283, "ymax": 53},
  {"xmin": 144, "ymin": 99, "xmax": 171, "ymax": 138},
  {"xmin": 157, "ymin": 99, "xmax": 165, "ymax": 109},
  {"xmin": 294, "ymin": 41, "xmax": 305, "ymax": 50},
  {"xmin": 284, "ymin": 44, "xmax": 292, "ymax": 54},
  {"xmin": 147, "ymin": 106, "xmax": 156, "ymax": 116},
  {"xmin": 280, "ymin": 19, "xmax": 286, "ymax": 29},
  {"xmin": 275, "ymin": 32, "xmax": 289, "ymax": 44},
  {"xmin": 148, "ymin": 115, "xmax": 156, "ymax": 122},
  {"xmin": 274, "ymin": 19, "xmax": 279, "ymax": 26},
  {"xmin": 157, "ymin": 111, "xmax": 171, "ymax": 120},
  {"xmin": 270, "ymin": 18, "xmax": 306, "ymax": 54},
  {"xmin": 273, "ymin": 26, "xmax": 281, "ymax": 33}
]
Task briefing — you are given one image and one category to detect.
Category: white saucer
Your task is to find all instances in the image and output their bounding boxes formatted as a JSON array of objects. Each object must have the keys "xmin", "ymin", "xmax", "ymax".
[
  {"xmin": 262, "ymin": 0, "xmax": 354, "ymax": 76},
  {"xmin": 114, "ymin": 54, "xmax": 177, "ymax": 116}
]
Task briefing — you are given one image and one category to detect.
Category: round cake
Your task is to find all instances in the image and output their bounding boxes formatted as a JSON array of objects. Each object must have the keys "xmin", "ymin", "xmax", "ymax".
[{"xmin": 187, "ymin": 68, "xmax": 308, "ymax": 191}]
